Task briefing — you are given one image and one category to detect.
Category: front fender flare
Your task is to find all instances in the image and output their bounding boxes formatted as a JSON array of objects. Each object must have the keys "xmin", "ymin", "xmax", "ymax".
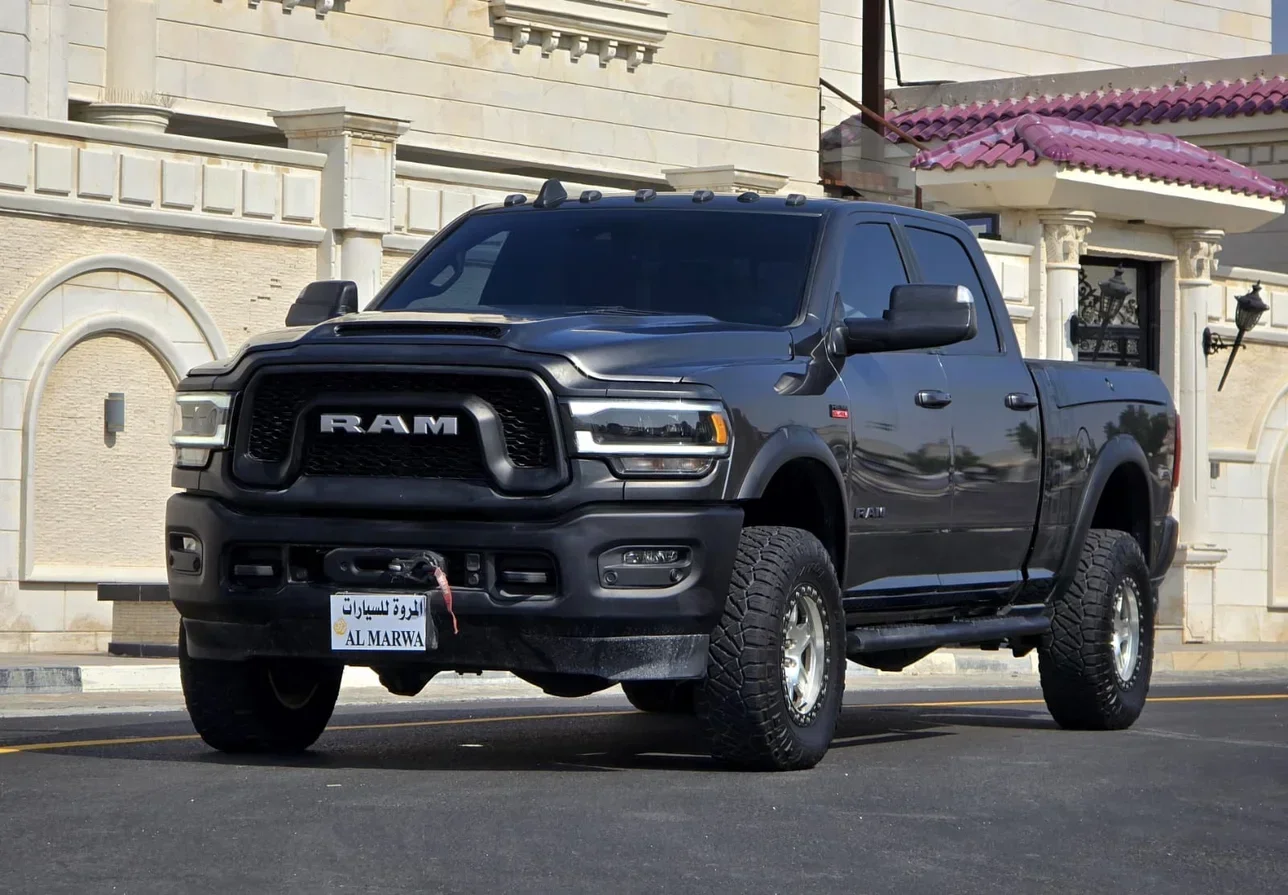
[{"xmin": 734, "ymin": 426, "xmax": 848, "ymax": 509}]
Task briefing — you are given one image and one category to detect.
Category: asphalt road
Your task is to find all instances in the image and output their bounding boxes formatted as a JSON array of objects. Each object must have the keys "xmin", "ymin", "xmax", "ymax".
[{"xmin": 1, "ymin": 680, "xmax": 1285, "ymax": 895}]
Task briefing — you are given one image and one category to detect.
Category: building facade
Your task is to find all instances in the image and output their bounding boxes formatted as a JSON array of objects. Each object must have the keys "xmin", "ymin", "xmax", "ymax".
[{"xmin": 0, "ymin": 1, "xmax": 1284, "ymax": 653}]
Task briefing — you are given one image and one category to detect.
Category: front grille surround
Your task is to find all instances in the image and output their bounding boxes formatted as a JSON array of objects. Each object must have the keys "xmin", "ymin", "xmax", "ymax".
[{"xmin": 231, "ymin": 365, "xmax": 566, "ymax": 493}]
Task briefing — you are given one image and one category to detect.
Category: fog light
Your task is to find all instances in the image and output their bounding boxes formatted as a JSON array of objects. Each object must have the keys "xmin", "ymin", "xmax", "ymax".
[
  {"xmin": 623, "ymin": 548, "xmax": 687, "ymax": 565},
  {"xmin": 168, "ymin": 532, "xmax": 203, "ymax": 575}
]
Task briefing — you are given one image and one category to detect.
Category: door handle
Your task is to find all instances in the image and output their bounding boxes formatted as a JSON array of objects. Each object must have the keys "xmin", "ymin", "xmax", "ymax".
[
  {"xmin": 915, "ymin": 389, "xmax": 952, "ymax": 409},
  {"xmin": 1005, "ymin": 392, "xmax": 1039, "ymax": 411}
]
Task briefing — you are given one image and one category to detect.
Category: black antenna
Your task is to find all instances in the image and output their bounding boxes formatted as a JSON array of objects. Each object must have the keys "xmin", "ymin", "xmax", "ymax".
[{"xmin": 534, "ymin": 179, "xmax": 568, "ymax": 208}]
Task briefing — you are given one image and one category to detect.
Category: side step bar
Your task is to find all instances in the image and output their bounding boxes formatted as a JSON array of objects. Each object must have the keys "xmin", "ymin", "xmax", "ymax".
[{"xmin": 846, "ymin": 612, "xmax": 1051, "ymax": 655}]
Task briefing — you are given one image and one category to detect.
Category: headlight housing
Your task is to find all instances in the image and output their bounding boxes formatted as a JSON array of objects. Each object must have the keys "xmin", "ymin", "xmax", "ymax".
[
  {"xmin": 565, "ymin": 399, "xmax": 731, "ymax": 477},
  {"xmin": 171, "ymin": 392, "xmax": 233, "ymax": 468}
]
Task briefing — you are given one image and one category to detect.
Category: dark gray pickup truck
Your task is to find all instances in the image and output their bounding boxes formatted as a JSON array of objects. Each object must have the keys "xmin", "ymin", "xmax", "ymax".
[{"xmin": 166, "ymin": 182, "xmax": 1179, "ymax": 770}]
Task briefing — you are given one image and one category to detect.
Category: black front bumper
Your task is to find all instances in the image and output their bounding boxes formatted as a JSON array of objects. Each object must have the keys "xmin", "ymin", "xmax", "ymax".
[{"xmin": 166, "ymin": 494, "xmax": 743, "ymax": 681}]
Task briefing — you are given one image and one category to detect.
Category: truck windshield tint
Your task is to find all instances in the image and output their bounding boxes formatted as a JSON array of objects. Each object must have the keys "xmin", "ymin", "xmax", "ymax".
[{"xmin": 378, "ymin": 209, "xmax": 821, "ymax": 326}]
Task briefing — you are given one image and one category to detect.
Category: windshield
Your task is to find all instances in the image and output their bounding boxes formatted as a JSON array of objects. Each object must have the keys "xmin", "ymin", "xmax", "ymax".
[{"xmin": 377, "ymin": 208, "xmax": 821, "ymax": 327}]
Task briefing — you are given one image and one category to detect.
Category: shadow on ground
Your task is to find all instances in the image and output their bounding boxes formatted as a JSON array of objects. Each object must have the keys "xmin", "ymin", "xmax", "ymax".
[{"xmin": 21, "ymin": 701, "xmax": 1060, "ymax": 773}]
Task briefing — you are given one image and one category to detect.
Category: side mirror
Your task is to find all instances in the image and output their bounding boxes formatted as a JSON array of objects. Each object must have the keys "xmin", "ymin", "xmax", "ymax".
[
  {"xmin": 285, "ymin": 280, "xmax": 359, "ymax": 327},
  {"xmin": 836, "ymin": 284, "xmax": 978, "ymax": 355}
]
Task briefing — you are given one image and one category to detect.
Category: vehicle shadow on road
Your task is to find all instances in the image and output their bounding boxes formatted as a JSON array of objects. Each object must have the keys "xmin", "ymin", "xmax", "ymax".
[{"xmin": 45, "ymin": 702, "xmax": 1060, "ymax": 773}]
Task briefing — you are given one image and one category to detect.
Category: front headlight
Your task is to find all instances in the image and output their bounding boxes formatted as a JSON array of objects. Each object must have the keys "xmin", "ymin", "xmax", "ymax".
[
  {"xmin": 171, "ymin": 392, "xmax": 232, "ymax": 468},
  {"xmin": 565, "ymin": 399, "xmax": 731, "ymax": 477}
]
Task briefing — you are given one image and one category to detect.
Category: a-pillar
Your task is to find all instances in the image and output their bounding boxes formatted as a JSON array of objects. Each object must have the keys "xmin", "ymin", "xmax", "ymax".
[
  {"xmin": 80, "ymin": 0, "xmax": 170, "ymax": 132},
  {"xmin": 273, "ymin": 108, "xmax": 410, "ymax": 308},
  {"xmin": 1039, "ymin": 211, "xmax": 1095, "ymax": 361},
  {"xmin": 1173, "ymin": 229, "xmax": 1228, "ymax": 642}
]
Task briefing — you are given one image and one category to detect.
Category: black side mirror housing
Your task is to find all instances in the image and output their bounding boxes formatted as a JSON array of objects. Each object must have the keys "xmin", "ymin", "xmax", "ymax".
[
  {"xmin": 285, "ymin": 280, "xmax": 360, "ymax": 327},
  {"xmin": 836, "ymin": 284, "xmax": 978, "ymax": 355}
]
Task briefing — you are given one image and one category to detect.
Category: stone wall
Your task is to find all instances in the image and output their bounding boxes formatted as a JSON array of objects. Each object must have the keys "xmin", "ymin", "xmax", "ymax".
[{"xmin": 66, "ymin": 0, "xmax": 824, "ymax": 192}]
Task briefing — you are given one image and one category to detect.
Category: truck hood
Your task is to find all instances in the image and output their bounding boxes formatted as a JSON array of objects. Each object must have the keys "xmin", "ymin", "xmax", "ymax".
[{"xmin": 198, "ymin": 310, "xmax": 795, "ymax": 382}]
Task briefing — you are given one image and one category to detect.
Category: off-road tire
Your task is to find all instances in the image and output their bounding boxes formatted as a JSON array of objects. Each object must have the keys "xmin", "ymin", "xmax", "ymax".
[
  {"xmin": 621, "ymin": 680, "xmax": 697, "ymax": 714},
  {"xmin": 179, "ymin": 627, "xmax": 343, "ymax": 753},
  {"xmin": 696, "ymin": 526, "xmax": 845, "ymax": 771},
  {"xmin": 1039, "ymin": 529, "xmax": 1154, "ymax": 730}
]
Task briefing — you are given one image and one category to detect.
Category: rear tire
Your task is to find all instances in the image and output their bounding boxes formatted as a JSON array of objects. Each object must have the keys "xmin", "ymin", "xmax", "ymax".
[
  {"xmin": 179, "ymin": 627, "xmax": 343, "ymax": 753},
  {"xmin": 1039, "ymin": 529, "xmax": 1154, "ymax": 730},
  {"xmin": 621, "ymin": 680, "xmax": 697, "ymax": 714},
  {"xmin": 697, "ymin": 526, "xmax": 845, "ymax": 771}
]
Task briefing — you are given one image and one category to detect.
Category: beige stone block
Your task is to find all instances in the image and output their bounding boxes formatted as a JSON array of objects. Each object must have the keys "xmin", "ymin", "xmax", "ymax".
[
  {"xmin": 1169, "ymin": 650, "xmax": 1241, "ymax": 671},
  {"xmin": 61, "ymin": 283, "xmax": 124, "ymax": 323},
  {"xmin": 1151, "ymin": 651, "xmax": 1174, "ymax": 672},
  {"xmin": 1271, "ymin": 291, "xmax": 1288, "ymax": 329},
  {"xmin": 0, "ymin": 137, "xmax": 30, "ymax": 189},
  {"xmin": 34, "ymin": 143, "xmax": 73, "ymax": 195},
  {"xmin": 1238, "ymin": 651, "xmax": 1288, "ymax": 669},
  {"xmin": 1223, "ymin": 463, "xmax": 1268, "ymax": 499},
  {"xmin": 441, "ymin": 190, "xmax": 473, "ymax": 226},
  {"xmin": 0, "ymin": 585, "xmax": 67, "ymax": 632},
  {"xmin": 161, "ymin": 159, "xmax": 198, "ymax": 209},
  {"xmin": 120, "ymin": 155, "xmax": 159, "ymax": 206},
  {"xmin": 77, "ymin": 148, "xmax": 115, "ymax": 200},
  {"xmin": 0, "ymin": 378, "xmax": 21, "ymax": 430},
  {"xmin": 73, "ymin": 270, "xmax": 122, "ymax": 289},
  {"xmin": 282, "ymin": 173, "xmax": 317, "ymax": 222},
  {"xmin": 65, "ymin": 587, "xmax": 112, "ymax": 631},
  {"xmin": 1212, "ymin": 606, "xmax": 1264, "ymax": 642},
  {"xmin": 0, "ymin": 630, "xmax": 30, "ymax": 652},
  {"xmin": 1219, "ymin": 533, "xmax": 1268, "ymax": 572},
  {"xmin": 243, "ymin": 169, "xmax": 277, "ymax": 218},
  {"xmin": 202, "ymin": 165, "xmax": 240, "ymax": 214},
  {"xmin": 95, "ymin": 632, "xmax": 112, "ymax": 652},
  {"xmin": 21, "ymin": 290, "xmax": 63, "ymax": 334},
  {"xmin": 0, "ymin": 479, "xmax": 17, "ymax": 532},
  {"xmin": 0, "ymin": 430, "xmax": 19, "ymax": 482},
  {"xmin": 29, "ymin": 631, "xmax": 100, "ymax": 654},
  {"xmin": 1214, "ymin": 568, "xmax": 1268, "ymax": 606},
  {"xmin": 407, "ymin": 187, "xmax": 442, "ymax": 234}
]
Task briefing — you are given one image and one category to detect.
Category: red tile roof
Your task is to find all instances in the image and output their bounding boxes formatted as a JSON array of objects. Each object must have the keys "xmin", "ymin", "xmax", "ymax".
[
  {"xmin": 911, "ymin": 114, "xmax": 1288, "ymax": 200},
  {"xmin": 887, "ymin": 77, "xmax": 1288, "ymax": 143}
]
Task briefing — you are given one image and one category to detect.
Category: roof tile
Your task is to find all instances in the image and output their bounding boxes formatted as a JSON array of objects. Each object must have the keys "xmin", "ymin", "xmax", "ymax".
[{"xmin": 910, "ymin": 113, "xmax": 1288, "ymax": 201}]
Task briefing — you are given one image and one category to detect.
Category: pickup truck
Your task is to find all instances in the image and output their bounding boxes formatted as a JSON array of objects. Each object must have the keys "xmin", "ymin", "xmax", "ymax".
[{"xmin": 166, "ymin": 181, "xmax": 1179, "ymax": 771}]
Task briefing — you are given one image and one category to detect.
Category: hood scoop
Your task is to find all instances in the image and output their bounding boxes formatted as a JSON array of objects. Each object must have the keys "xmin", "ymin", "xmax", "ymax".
[{"xmin": 332, "ymin": 320, "xmax": 506, "ymax": 339}]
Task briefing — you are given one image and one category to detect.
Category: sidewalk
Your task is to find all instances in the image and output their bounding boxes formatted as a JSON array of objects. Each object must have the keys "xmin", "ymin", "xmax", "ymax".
[{"xmin": 1, "ymin": 641, "xmax": 1285, "ymax": 697}]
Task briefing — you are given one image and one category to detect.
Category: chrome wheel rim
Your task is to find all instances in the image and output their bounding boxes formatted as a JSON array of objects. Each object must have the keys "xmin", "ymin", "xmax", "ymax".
[
  {"xmin": 782, "ymin": 584, "xmax": 828, "ymax": 723},
  {"xmin": 1111, "ymin": 579, "xmax": 1142, "ymax": 683}
]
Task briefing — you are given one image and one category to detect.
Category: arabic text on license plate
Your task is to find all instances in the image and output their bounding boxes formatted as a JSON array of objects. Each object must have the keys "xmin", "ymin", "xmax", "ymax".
[{"xmin": 330, "ymin": 594, "xmax": 430, "ymax": 652}]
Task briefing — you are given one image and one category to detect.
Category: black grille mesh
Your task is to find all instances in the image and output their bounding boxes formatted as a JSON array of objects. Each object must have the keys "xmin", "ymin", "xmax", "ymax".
[
  {"xmin": 303, "ymin": 416, "xmax": 489, "ymax": 481},
  {"xmin": 243, "ymin": 371, "xmax": 555, "ymax": 471}
]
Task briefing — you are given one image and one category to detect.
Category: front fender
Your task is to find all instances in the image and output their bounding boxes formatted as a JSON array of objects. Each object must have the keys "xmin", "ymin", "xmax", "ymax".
[{"xmin": 734, "ymin": 425, "xmax": 848, "ymax": 507}]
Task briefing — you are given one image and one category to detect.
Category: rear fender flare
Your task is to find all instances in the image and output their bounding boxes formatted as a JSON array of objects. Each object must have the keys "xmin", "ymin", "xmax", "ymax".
[{"xmin": 1053, "ymin": 434, "xmax": 1154, "ymax": 592}]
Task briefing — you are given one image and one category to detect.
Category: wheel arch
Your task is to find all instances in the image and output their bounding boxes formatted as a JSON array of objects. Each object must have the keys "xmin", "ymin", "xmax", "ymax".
[
  {"xmin": 1055, "ymin": 434, "xmax": 1155, "ymax": 592},
  {"xmin": 735, "ymin": 426, "xmax": 848, "ymax": 582}
]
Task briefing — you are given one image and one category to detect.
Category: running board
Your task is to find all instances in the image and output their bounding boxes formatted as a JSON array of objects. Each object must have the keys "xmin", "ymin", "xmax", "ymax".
[{"xmin": 846, "ymin": 612, "xmax": 1051, "ymax": 655}]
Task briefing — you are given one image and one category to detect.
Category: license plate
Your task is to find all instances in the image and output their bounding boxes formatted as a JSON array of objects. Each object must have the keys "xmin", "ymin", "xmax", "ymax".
[{"xmin": 330, "ymin": 594, "xmax": 435, "ymax": 652}]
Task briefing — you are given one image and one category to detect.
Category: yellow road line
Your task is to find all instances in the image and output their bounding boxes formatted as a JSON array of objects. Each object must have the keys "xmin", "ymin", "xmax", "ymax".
[{"xmin": 0, "ymin": 694, "xmax": 1282, "ymax": 754}]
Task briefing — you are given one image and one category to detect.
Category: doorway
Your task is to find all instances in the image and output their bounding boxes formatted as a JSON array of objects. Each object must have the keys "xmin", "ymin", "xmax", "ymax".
[{"xmin": 1076, "ymin": 257, "xmax": 1162, "ymax": 372}]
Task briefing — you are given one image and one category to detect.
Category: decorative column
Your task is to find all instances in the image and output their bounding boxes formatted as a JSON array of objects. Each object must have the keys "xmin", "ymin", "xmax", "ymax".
[
  {"xmin": 25, "ymin": 0, "xmax": 71, "ymax": 119},
  {"xmin": 1174, "ymin": 229, "xmax": 1227, "ymax": 642},
  {"xmin": 273, "ymin": 108, "xmax": 410, "ymax": 308},
  {"xmin": 1039, "ymin": 211, "xmax": 1095, "ymax": 361},
  {"xmin": 80, "ymin": 0, "xmax": 171, "ymax": 131}
]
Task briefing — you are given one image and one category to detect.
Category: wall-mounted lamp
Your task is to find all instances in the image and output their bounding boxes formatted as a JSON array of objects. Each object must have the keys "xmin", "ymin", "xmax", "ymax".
[
  {"xmin": 104, "ymin": 392, "xmax": 125, "ymax": 435},
  {"xmin": 1203, "ymin": 282, "xmax": 1269, "ymax": 391},
  {"xmin": 1068, "ymin": 266, "xmax": 1133, "ymax": 361}
]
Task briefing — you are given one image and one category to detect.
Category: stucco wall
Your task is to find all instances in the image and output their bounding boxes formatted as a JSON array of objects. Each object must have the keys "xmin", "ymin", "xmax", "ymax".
[
  {"xmin": 0, "ymin": 216, "xmax": 318, "ymax": 355},
  {"xmin": 66, "ymin": 0, "xmax": 823, "ymax": 190},
  {"xmin": 32, "ymin": 332, "xmax": 174, "ymax": 570},
  {"xmin": 820, "ymin": 0, "xmax": 1271, "ymax": 128}
]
